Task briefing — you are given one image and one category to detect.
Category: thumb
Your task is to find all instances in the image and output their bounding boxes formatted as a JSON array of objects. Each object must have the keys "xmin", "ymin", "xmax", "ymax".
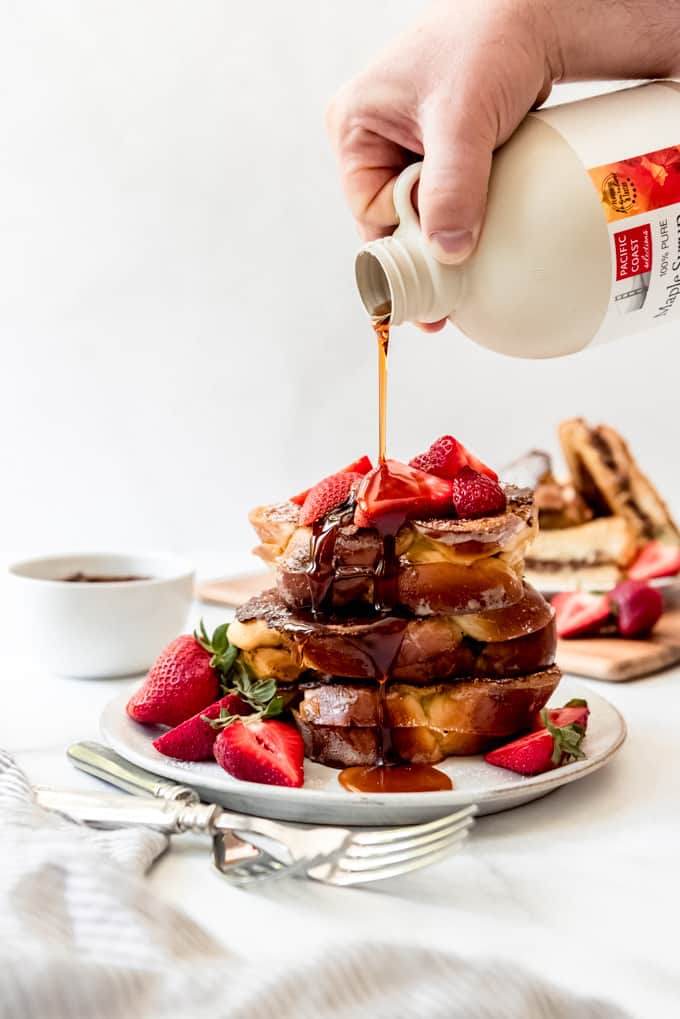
[{"xmin": 419, "ymin": 101, "xmax": 494, "ymax": 265}]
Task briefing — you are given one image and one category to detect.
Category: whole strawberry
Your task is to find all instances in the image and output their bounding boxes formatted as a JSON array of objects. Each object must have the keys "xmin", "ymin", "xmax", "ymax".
[
  {"xmin": 126, "ymin": 623, "xmax": 236, "ymax": 727},
  {"xmin": 451, "ymin": 466, "xmax": 506, "ymax": 519},
  {"xmin": 609, "ymin": 580, "xmax": 663, "ymax": 636},
  {"xmin": 153, "ymin": 693, "xmax": 251, "ymax": 761}
]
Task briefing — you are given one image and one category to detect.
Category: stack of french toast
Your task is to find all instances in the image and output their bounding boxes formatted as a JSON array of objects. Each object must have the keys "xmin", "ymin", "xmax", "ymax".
[
  {"xmin": 506, "ymin": 418, "xmax": 680, "ymax": 590},
  {"xmin": 228, "ymin": 437, "xmax": 561, "ymax": 768}
]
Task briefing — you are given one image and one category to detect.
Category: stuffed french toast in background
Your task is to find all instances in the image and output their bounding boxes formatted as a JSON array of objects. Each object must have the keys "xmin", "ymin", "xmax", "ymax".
[{"xmin": 505, "ymin": 418, "xmax": 680, "ymax": 592}]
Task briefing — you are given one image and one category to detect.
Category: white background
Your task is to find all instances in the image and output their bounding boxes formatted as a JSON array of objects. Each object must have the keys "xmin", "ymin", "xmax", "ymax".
[{"xmin": 1, "ymin": 2, "xmax": 678, "ymax": 579}]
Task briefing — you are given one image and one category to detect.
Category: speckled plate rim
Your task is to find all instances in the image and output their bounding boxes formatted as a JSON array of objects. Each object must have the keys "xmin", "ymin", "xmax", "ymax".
[{"xmin": 99, "ymin": 677, "xmax": 626, "ymax": 823}]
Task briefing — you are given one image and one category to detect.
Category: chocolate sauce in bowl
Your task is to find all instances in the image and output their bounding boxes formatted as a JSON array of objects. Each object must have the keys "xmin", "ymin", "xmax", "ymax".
[{"xmin": 62, "ymin": 573, "xmax": 150, "ymax": 583}]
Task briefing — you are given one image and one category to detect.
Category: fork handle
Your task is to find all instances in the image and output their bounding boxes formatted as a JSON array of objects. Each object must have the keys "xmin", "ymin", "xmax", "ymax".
[
  {"xmin": 67, "ymin": 741, "xmax": 200, "ymax": 803},
  {"xmin": 35, "ymin": 787, "xmax": 222, "ymax": 834}
]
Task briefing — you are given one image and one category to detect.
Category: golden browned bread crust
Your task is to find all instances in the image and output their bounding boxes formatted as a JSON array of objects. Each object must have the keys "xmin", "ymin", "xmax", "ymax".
[
  {"xmin": 250, "ymin": 487, "xmax": 536, "ymax": 562},
  {"xmin": 294, "ymin": 666, "xmax": 561, "ymax": 766},
  {"xmin": 230, "ymin": 587, "xmax": 555, "ymax": 683}
]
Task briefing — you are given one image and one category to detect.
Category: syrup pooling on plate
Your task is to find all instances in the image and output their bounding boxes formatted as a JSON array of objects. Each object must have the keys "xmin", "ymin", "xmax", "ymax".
[{"xmin": 339, "ymin": 763, "xmax": 453, "ymax": 793}]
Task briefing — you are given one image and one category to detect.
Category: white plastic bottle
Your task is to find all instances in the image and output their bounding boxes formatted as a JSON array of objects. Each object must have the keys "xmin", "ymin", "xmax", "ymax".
[{"xmin": 355, "ymin": 81, "xmax": 680, "ymax": 357}]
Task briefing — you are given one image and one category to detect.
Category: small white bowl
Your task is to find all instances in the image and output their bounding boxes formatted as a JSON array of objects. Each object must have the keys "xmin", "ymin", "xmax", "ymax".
[{"xmin": 8, "ymin": 552, "xmax": 195, "ymax": 678}]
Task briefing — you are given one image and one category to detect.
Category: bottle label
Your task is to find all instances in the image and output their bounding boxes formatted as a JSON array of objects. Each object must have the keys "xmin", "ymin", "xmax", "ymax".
[{"xmin": 588, "ymin": 144, "xmax": 680, "ymax": 338}]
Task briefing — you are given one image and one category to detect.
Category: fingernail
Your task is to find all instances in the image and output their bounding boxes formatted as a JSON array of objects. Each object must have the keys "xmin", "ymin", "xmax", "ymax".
[{"xmin": 428, "ymin": 229, "xmax": 475, "ymax": 264}]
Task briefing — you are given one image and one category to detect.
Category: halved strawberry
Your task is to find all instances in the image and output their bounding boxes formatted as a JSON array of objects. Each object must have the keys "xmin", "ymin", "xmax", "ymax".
[
  {"xmin": 153, "ymin": 693, "xmax": 252, "ymax": 761},
  {"xmin": 552, "ymin": 591, "xmax": 611, "ymax": 638},
  {"xmin": 531, "ymin": 698, "xmax": 590, "ymax": 732},
  {"xmin": 299, "ymin": 471, "xmax": 361, "ymax": 526},
  {"xmin": 451, "ymin": 466, "xmax": 506, "ymax": 519},
  {"xmin": 609, "ymin": 580, "xmax": 664, "ymax": 637},
  {"xmin": 290, "ymin": 456, "xmax": 372, "ymax": 506},
  {"xmin": 485, "ymin": 712, "xmax": 586, "ymax": 775},
  {"xmin": 354, "ymin": 460, "xmax": 453, "ymax": 528},
  {"xmin": 409, "ymin": 435, "xmax": 497, "ymax": 481},
  {"xmin": 214, "ymin": 719, "xmax": 304, "ymax": 787},
  {"xmin": 628, "ymin": 541, "xmax": 680, "ymax": 581}
]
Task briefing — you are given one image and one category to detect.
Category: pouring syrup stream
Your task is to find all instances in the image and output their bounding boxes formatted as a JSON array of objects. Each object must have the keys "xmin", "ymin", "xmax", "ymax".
[
  {"xmin": 302, "ymin": 310, "xmax": 452, "ymax": 793},
  {"xmin": 335, "ymin": 312, "xmax": 452, "ymax": 794}
]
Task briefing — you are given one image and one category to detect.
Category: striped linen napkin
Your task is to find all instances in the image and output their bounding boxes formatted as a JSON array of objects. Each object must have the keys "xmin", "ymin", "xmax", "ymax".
[{"xmin": 0, "ymin": 750, "xmax": 629, "ymax": 1019}]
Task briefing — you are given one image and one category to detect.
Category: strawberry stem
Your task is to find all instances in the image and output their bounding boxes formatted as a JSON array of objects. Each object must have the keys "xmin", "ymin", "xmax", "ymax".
[
  {"xmin": 540, "ymin": 710, "xmax": 586, "ymax": 766},
  {"xmin": 194, "ymin": 618, "xmax": 283, "ymax": 723}
]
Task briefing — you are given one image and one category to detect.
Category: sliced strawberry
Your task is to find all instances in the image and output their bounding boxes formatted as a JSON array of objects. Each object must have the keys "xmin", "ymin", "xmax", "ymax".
[
  {"xmin": 354, "ymin": 460, "xmax": 453, "ymax": 529},
  {"xmin": 409, "ymin": 435, "xmax": 497, "ymax": 481},
  {"xmin": 531, "ymin": 698, "xmax": 589, "ymax": 732},
  {"xmin": 628, "ymin": 541, "xmax": 680, "ymax": 581},
  {"xmin": 451, "ymin": 466, "xmax": 506, "ymax": 519},
  {"xmin": 485, "ymin": 713, "xmax": 586, "ymax": 775},
  {"xmin": 153, "ymin": 693, "xmax": 252, "ymax": 761},
  {"xmin": 609, "ymin": 580, "xmax": 664, "ymax": 637},
  {"xmin": 290, "ymin": 456, "xmax": 372, "ymax": 506},
  {"xmin": 299, "ymin": 471, "xmax": 361, "ymax": 526},
  {"xmin": 214, "ymin": 719, "xmax": 304, "ymax": 787},
  {"xmin": 552, "ymin": 591, "xmax": 611, "ymax": 638}
]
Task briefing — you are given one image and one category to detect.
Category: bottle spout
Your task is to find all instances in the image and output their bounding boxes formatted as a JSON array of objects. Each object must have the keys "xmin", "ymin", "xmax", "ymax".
[
  {"xmin": 355, "ymin": 234, "xmax": 458, "ymax": 326},
  {"xmin": 355, "ymin": 249, "xmax": 394, "ymax": 321}
]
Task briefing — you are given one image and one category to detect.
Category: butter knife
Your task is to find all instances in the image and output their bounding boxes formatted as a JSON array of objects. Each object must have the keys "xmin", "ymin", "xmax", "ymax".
[{"xmin": 66, "ymin": 740, "xmax": 258, "ymax": 866}]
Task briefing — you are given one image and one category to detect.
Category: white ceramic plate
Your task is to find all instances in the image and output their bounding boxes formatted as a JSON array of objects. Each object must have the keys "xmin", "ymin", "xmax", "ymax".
[{"xmin": 101, "ymin": 677, "xmax": 626, "ymax": 825}]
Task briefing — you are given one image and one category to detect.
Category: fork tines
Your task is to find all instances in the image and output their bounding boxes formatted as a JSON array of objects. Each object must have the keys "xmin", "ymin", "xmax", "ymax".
[{"xmin": 308, "ymin": 804, "xmax": 476, "ymax": 886}]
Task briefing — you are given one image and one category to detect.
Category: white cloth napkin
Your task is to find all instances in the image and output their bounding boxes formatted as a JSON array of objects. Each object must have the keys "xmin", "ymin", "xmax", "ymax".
[{"xmin": 0, "ymin": 749, "xmax": 630, "ymax": 1019}]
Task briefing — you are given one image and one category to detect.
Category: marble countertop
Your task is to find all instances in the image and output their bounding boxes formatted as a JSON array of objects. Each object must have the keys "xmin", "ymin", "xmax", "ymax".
[{"xmin": 3, "ymin": 598, "xmax": 679, "ymax": 1017}]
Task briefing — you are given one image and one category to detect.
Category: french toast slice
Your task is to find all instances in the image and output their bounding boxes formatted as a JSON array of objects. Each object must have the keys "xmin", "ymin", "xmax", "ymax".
[
  {"xmin": 559, "ymin": 418, "xmax": 680, "ymax": 544},
  {"xmin": 228, "ymin": 587, "xmax": 555, "ymax": 684},
  {"xmin": 294, "ymin": 666, "xmax": 561, "ymax": 765},
  {"xmin": 251, "ymin": 487, "xmax": 536, "ymax": 614}
]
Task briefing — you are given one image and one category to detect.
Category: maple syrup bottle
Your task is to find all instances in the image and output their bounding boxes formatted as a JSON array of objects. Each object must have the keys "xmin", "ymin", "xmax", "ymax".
[{"xmin": 355, "ymin": 81, "xmax": 680, "ymax": 357}]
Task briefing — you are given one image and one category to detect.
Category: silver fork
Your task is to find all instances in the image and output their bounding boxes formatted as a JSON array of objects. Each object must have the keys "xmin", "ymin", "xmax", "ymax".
[
  {"xmin": 65, "ymin": 742, "xmax": 475, "ymax": 885},
  {"xmin": 35, "ymin": 787, "xmax": 476, "ymax": 887}
]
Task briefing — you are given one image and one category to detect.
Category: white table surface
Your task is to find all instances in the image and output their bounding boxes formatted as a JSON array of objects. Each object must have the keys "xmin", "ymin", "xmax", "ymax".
[{"xmin": 3, "ymin": 596, "xmax": 679, "ymax": 1018}]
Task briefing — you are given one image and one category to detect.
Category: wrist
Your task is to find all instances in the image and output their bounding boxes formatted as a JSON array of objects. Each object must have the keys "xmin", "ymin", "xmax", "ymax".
[{"xmin": 540, "ymin": 0, "xmax": 680, "ymax": 82}]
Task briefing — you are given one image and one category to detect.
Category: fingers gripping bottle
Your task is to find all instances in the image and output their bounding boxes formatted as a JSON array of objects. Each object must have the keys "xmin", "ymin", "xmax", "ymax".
[{"xmin": 355, "ymin": 81, "xmax": 680, "ymax": 357}]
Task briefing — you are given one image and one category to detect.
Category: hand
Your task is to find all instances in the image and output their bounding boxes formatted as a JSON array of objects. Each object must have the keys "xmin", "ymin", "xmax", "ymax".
[{"xmin": 327, "ymin": 0, "xmax": 680, "ymax": 329}]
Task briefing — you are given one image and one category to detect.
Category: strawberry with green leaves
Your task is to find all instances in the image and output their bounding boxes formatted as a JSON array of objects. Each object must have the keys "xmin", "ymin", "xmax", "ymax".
[
  {"xmin": 126, "ymin": 622, "xmax": 238, "ymax": 727},
  {"xmin": 485, "ymin": 709, "xmax": 587, "ymax": 776}
]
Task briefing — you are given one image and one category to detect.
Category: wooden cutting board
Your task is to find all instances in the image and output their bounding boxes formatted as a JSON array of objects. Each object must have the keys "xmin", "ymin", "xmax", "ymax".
[
  {"xmin": 556, "ymin": 609, "xmax": 680, "ymax": 681},
  {"xmin": 197, "ymin": 574, "xmax": 680, "ymax": 682},
  {"xmin": 196, "ymin": 572, "xmax": 272, "ymax": 607}
]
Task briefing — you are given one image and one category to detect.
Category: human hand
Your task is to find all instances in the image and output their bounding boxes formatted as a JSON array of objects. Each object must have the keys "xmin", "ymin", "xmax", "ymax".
[{"xmin": 327, "ymin": 0, "xmax": 680, "ymax": 328}]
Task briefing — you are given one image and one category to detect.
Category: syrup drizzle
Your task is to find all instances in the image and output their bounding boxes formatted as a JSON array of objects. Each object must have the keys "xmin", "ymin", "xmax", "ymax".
[
  {"xmin": 375, "ymin": 313, "xmax": 390, "ymax": 465},
  {"xmin": 303, "ymin": 311, "xmax": 451, "ymax": 793},
  {"xmin": 306, "ymin": 496, "xmax": 356, "ymax": 618}
]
